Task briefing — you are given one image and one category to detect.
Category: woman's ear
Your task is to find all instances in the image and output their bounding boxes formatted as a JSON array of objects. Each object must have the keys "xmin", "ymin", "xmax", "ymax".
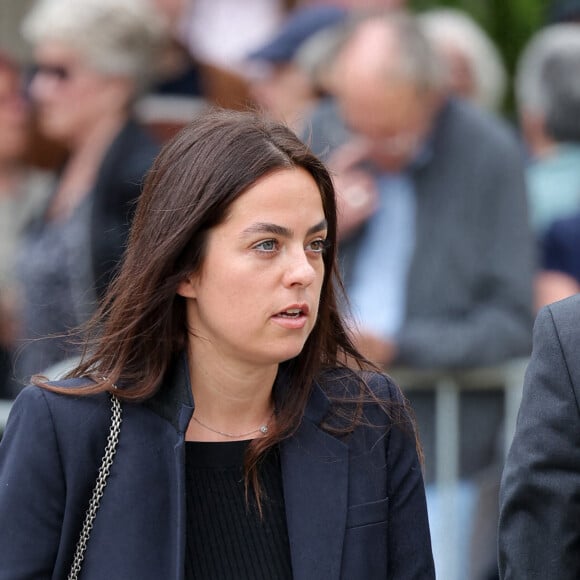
[{"xmin": 176, "ymin": 274, "xmax": 197, "ymax": 298}]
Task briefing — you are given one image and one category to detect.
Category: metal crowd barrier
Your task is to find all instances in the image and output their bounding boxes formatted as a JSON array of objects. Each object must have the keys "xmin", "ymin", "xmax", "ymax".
[
  {"xmin": 390, "ymin": 358, "xmax": 528, "ymax": 580},
  {"xmin": 391, "ymin": 358, "xmax": 528, "ymax": 477},
  {"xmin": 0, "ymin": 400, "xmax": 11, "ymax": 432},
  {"xmin": 0, "ymin": 357, "xmax": 528, "ymax": 456}
]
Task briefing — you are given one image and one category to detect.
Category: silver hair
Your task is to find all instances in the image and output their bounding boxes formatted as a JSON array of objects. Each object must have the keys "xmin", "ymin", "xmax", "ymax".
[
  {"xmin": 22, "ymin": 0, "xmax": 166, "ymax": 87},
  {"xmin": 418, "ymin": 8, "xmax": 507, "ymax": 110},
  {"xmin": 390, "ymin": 11, "xmax": 447, "ymax": 93},
  {"xmin": 516, "ymin": 24, "xmax": 580, "ymax": 114},
  {"xmin": 340, "ymin": 9, "xmax": 447, "ymax": 93}
]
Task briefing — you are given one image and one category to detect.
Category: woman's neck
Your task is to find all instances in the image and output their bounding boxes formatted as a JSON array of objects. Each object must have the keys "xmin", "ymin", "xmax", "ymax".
[
  {"xmin": 185, "ymin": 349, "xmax": 277, "ymax": 442},
  {"xmin": 69, "ymin": 109, "xmax": 127, "ymax": 154}
]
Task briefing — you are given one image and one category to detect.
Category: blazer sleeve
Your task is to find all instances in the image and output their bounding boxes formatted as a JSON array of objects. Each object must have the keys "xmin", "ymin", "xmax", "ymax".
[
  {"xmin": 385, "ymin": 382, "xmax": 435, "ymax": 579},
  {"xmin": 498, "ymin": 303, "xmax": 580, "ymax": 579},
  {"xmin": 0, "ymin": 387, "xmax": 66, "ymax": 579}
]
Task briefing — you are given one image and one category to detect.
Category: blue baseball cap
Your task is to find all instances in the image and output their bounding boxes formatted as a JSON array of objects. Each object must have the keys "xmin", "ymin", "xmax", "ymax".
[{"xmin": 248, "ymin": 6, "xmax": 348, "ymax": 64}]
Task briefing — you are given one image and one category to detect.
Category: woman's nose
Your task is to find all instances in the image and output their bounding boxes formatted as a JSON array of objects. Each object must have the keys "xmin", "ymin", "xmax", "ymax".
[{"xmin": 282, "ymin": 250, "xmax": 316, "ymax": 288}]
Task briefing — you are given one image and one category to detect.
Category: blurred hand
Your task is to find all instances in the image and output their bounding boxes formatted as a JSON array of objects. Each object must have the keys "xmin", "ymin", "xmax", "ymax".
[
  {"xmin": 0, "ymin": 296, "xmax": 18, "ymax": 348},
  {"xmin": 328, "ymin": 140, "xmax": 379, "ymax": 240},
  {"xmin": 535, "ymin": 270, "xmax": 580, "ymax": 311},
  {"xmin": 353, "ymin": 330, "xmax": 398, "ymax": 368}
]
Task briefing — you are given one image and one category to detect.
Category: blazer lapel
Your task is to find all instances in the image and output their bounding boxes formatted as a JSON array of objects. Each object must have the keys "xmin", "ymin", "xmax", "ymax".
[{"xmin": 280, "ymin": 385, "xmax": 349, "ymax": 580}]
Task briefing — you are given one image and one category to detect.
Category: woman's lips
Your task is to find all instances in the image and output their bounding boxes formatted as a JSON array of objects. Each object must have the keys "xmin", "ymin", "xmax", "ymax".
[{"xmin": 271, "ymin": 304, "xmax": 309, "ymax": 329}]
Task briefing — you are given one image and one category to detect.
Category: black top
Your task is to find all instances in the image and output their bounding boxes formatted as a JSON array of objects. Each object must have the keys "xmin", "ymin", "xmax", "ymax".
[{"xmin": 184, "ymin": 439, "xmax": 293, "ymax": 580}]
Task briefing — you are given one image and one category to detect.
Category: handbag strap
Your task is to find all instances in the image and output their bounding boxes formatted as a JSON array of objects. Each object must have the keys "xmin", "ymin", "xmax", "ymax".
[{"xmin": 67, "ymin": 393, "xmax": 122, "ymax": 580}]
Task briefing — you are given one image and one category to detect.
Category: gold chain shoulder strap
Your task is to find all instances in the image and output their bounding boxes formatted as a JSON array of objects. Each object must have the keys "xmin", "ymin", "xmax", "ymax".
[{"xmin": 67, "ymin": 393, "xmax": 122, "ymax": 580}]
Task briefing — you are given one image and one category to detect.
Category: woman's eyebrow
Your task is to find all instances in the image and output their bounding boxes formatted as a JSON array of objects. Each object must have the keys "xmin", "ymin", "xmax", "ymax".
[
  {"xmin": 307, "ymin": 219, "xmax": 328, "ymax": 236},
  {"xmin": 240, "ymin": 219, "xmax": 328, "ymax": 238}
]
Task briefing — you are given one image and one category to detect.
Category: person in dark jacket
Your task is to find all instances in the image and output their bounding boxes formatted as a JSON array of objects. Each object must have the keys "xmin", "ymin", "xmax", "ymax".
[
  {"xmin": 499, "ymin": 294, "xmax": 580, "ymax": 579},
  {"xmin": 13, "ymin": 0, "xmax": 163, "ymax": 383},
  {"xmin": 0, "ymin": 109, "xmax": 435, "ymax": 579}
]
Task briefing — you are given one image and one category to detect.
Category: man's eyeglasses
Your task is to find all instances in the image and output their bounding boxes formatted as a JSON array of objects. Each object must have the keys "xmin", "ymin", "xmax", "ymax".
[
  {"xmin": 30, "ymin": 63, "xmax": 72, "ymax": 82},
  {"xmin": 368, "ymin": 133, "xmax": 421, "ymax": 157}
]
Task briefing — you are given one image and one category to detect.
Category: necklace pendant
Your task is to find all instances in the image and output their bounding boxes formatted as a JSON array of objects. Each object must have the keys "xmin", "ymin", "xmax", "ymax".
[{"xmin": 191, "ymin": 411, "xmax": 273, "ymax": 438}]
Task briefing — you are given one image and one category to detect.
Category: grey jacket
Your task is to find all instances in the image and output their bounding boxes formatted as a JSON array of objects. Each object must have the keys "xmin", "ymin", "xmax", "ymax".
[
  {"xmin": 308, "ymin": 98, "xmax": 535, "ymax": 369},
  {"xmin": 499, "ymin": 294, "xmax": 580, "ymax": 579}
]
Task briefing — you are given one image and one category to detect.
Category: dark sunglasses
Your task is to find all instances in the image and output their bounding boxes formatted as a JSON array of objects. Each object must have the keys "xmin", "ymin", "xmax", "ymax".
[{"xmin": 30, "ymin": 63, "xmax": 71, "ymax": 82}]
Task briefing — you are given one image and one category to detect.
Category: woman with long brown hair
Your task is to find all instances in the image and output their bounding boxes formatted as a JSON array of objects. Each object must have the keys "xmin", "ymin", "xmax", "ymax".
[{"xmin": 0, "ymin": 109, "xmax": 434, "ymax": 579}]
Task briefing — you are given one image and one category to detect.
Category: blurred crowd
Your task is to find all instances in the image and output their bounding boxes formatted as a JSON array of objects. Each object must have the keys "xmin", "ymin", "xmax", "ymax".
[{"xmin": 1, "ymin": 0, "xmax": 580, "ymax": 578}]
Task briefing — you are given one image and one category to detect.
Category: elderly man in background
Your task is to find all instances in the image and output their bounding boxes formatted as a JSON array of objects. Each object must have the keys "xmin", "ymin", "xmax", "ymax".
[
  {"xmin": 304, "ymin": 10, "xmax": 535, "ymax": 579},
  {"xmin": 316, "ymin": 11, "xmax": 534, "ymax": 373}
]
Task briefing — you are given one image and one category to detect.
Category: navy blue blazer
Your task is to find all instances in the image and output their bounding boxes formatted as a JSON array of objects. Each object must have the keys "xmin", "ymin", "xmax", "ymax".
[{"xmin": 0, "ymin": 359, "xmax": 434, "ymax": 579}]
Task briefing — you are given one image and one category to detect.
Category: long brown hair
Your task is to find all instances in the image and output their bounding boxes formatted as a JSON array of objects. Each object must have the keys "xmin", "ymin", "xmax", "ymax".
[{"xmin": 39, "ymin": 108, "xmax": 410, "ymax": 502}]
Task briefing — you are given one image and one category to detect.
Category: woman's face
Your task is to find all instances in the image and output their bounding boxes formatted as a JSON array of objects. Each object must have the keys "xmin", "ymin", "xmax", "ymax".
[
  {"xmin": 178, "ymin": 167, "xmax": 327, "ymax": 370},
  {"xmin": 29, "ymin": 40, "xmax": 132, "ymax": 144},
  {"xmin": 0, "ymin": 65, "xmax": 28, "ymax": 163}
]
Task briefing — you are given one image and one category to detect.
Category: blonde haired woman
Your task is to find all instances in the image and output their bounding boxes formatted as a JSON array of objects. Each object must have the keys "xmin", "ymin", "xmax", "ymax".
[{"xmin": 15, "ymin": 0, "xmax": 164, "ymax": 383}]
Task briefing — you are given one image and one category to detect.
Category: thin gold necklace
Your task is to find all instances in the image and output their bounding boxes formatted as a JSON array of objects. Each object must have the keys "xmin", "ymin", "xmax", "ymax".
[{"xmin": 191, "ymin": 411, "xmax": 274, "ymax": 439}]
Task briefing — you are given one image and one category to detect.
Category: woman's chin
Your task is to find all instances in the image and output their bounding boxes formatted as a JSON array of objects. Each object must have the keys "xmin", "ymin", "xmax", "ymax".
[{"xmin": 256, "ymin": 341, "xmax": 308, "ymax": 367}]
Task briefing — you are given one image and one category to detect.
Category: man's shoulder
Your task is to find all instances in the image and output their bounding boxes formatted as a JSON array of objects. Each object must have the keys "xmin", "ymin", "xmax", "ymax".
[
  {"xmin": 436, "ymin": 98, "xmax": 520, "ymax": 155},
  {"xmin": 544, "ymin": 294, "xmax": 580, "ymax": 327},
  {"xmin": 533, "ymin": 296, "xmax": 580, "ymax": 366}
]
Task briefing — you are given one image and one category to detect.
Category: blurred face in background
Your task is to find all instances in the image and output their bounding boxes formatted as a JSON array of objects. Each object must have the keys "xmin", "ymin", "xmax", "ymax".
[
  {"xmin": 28, "ymin": 40, "xmax": 134, "ymax": 146},
  {"xmin": 334, "ymin": 20, "xmax": 439, "ymax": 172},
  {"xmin": 0, "ymin": 61, "xmax": 29, "ymax": 164},
  {"xmin": 337, "ymin": 74, "xmax": 435, "ymax": 171}
]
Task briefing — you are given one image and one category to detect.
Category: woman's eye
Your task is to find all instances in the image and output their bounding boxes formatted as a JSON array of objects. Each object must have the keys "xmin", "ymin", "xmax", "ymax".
[
  {"xmin": 254, "ymin": 239, "xmax": 278, "ymax": 252},
  {"xmin": 307, "ymin": 239, "xmax": 329, "ymax": 253}
]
